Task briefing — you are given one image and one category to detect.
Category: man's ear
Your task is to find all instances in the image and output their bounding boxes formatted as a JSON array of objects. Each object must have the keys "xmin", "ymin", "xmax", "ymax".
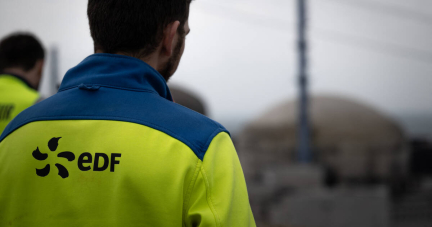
[{"xmin": 162, "ymin": 21, "xmax": 181, "ymax": 57}]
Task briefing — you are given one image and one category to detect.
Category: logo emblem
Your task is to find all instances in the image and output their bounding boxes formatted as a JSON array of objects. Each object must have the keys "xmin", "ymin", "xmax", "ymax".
[{"xmin": 32, "ymin": 137, "xmax": 75, "ymax": 179}]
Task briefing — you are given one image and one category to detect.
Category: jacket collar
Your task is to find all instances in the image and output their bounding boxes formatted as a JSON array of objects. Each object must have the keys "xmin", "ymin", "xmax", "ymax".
[
  {"xmin": 0, "ymin": 72, "xmax": 36, "ymax": 90},
  {"xmin": 59, "ymin": 53, "xmax": 173, "ymax": 101}
]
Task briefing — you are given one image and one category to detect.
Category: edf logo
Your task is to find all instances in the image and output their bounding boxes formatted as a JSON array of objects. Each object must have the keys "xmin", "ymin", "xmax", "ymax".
[
  {"xmin": 32, "ymin": 137, "xmax": 121, "ymax": 179},
  {"xmin": 78, "ymin": 153, "xmax": 121, "ymax": 172}
]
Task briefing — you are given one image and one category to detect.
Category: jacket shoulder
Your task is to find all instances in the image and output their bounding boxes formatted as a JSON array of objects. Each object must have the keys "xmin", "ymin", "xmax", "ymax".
[{"xmin": 156, "ymin": 97, "xmax": 229, "ymax": 159}]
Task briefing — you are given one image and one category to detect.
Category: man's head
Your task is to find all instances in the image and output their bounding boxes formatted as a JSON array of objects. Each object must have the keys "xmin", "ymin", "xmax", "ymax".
[
  {"xmin": 88, "ymin": 0, "xmax": 192, "ymax": 81},
  {"xmin": 0, "ymin": 33, "xmax": 45, "ymax": 90}
]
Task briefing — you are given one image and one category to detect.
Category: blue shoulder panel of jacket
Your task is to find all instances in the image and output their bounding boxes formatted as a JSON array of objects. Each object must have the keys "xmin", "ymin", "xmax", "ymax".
[
  {"xmin": 0, "ymin": 88, "xmax": 228, "ymax": 160},
  {"xmin": 0, "ymin": 54, "xmax": 229, "ymax": 160}
]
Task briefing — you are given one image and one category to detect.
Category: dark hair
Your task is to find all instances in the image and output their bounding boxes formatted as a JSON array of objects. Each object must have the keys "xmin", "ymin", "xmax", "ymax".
[
  {"xmin": 88, "ymin": 0, "xmax": 191, "ymax": 57},
  {"xmin": 0, "ymin": 33, "xmax": 45, "ymax": 71}
]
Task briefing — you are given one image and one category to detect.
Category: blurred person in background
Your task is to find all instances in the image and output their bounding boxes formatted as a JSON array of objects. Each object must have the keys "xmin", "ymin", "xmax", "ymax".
[
  {"xmin": 0, "ymin": 0, "xmax": 255, "ymax": 226},
  {"xmin": 0, "ymin": 33, "xmax": 44, "ymax": 133}
]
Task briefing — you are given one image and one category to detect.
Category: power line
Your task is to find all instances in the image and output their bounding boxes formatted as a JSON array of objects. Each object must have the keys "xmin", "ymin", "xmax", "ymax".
[
  {"xmin": 313, "ymin": 28, "xmax": 432, "ymax": 64},
  {"xmin": 196, "ymin": 1, "xmax": 291, "ymax": 32},
  {"xmin": 326, "ymin": 0, "xmax": 432, "ymax": 26},
  {"xmin": 196, "ymin": 1, "xmax": 432, "ymax": 65}
]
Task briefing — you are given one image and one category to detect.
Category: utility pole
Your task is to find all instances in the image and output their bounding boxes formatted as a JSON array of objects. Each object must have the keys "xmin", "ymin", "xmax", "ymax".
[
  {"xmin": 297, "ymin": 0, "xmax": 311, "ymax": 163},
  {"xmin": 48, "ymin": 46, "xmax": 59, "ymax": 96}
]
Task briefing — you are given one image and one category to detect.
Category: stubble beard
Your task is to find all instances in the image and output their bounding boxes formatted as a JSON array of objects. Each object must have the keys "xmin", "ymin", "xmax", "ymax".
[{"xmin": 159, "ymin": 35, "xmax": 185, "ymax": 82}]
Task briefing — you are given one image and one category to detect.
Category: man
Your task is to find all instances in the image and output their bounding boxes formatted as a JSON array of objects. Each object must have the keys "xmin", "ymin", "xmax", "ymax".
[
  {"xmin": 0, "ymin": 33, "xmax": 44, "ymax": 133},
  {"xmin": 0, "ymin": 0, "xmax": 255, "ymax": 226}
]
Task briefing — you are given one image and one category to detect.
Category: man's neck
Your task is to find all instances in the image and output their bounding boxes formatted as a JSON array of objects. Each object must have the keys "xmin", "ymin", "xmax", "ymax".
[
  {"xmin": 2, "ymin": 68, "xmax": 36, "ymax": 90},
  {"xmin": 2, "ymin": 68, "xmax": 27, "ymax": 78}
]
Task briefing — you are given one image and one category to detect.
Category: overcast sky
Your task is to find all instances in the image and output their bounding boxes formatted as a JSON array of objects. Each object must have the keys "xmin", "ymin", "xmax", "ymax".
[{"xmin": 1, "ymin": 0, "xmax": 431, "ymax": 134}]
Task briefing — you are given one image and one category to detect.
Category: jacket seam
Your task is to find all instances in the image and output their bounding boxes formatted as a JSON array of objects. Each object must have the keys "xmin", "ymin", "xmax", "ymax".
[
  {"xmin": 202, "ymin": 130, "xmax": 226, "ymax": 159},
  {"xmin": 0, "ymin": 116, "xmax": 203, "ymax": 159},
  {"xmin": 201, "ymin": 166, "xmax": 222, "ymax": 227},
  {"xmin": 183, "ymin": 159, "xmax": 202, "ymax": 227},
  {"xmin": 58, "ymin": 85, "xmax": 158, "ymax": 94}
]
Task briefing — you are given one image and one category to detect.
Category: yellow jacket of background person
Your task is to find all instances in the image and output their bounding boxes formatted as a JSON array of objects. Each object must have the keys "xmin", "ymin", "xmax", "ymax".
[
  {"xmin": 0, "ymin": 54, "xmax": 256, "ymax": 227},
  {"xmin": 0, "ymin": 73, "xmax": 40, "ymax": 133}
]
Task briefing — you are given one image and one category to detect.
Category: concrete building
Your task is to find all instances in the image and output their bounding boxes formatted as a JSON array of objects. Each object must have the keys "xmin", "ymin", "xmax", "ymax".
[{"xmin": 237, "ymin": 95, "xmax": 409, "ymax": 226}]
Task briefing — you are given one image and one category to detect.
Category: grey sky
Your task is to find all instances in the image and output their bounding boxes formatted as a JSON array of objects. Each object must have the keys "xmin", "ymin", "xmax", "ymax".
[{"xmin": 1, "ymin": 0, "xmax": 431, "ymax": 133}]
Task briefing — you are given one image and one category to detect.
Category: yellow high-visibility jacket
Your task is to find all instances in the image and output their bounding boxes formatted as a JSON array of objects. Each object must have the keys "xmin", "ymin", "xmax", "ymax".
[
  {"xmin": 0, "ymin": 74, "xmax": 40, "ymax": 133},
  {"xmin": 0, "ymin": 54, "xmax": 255, "ymax": 227}
]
